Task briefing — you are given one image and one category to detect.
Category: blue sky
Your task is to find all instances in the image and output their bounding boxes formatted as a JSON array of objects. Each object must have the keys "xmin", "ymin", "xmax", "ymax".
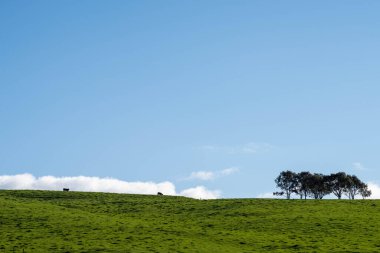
[{"xmin": 1, "ymin": 1, "xmax": 380, "ymax": 198}]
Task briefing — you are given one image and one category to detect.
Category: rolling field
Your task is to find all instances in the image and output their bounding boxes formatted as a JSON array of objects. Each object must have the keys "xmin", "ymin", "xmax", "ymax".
[{"xmin": 0, "ymin": 190, "xmax": 379, "ymax": 252}]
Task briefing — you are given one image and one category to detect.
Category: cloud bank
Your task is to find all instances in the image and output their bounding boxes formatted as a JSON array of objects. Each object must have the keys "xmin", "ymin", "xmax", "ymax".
[
  {"xmin": 180, "ymin": 186, "xmax": 221, "ymax": 199},
  {"xmin": 0, "ymin": 174, "xmax": 220, "ymax": 199},
  {"xmin": 256, "ymin": 192, "xmax": 276, "ymax": 198},
  {"xmin": 368, "ymin": 182, "xmax": 380, "ymax": 199}
]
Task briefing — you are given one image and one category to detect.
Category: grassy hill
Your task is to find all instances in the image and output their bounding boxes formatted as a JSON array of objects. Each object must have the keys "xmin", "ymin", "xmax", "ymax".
[{"xmin": 1, "ymin": 190, "xmax": 379, "ymax": 252}]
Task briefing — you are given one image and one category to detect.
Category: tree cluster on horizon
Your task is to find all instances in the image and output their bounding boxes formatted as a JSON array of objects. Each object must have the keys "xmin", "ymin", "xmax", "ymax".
[{"xmin": 274, "ymin": 170, "xmax": 371, "ymax": 200}]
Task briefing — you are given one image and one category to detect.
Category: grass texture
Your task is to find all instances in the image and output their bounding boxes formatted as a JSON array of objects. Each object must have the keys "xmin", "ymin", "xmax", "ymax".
[{"xmin": 1, "ymin": 190, "xmax": 380, "ymax": 252}]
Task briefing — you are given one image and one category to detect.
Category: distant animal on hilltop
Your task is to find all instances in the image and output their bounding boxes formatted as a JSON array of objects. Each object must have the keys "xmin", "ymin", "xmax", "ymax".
[
  {"xmin": 157, "ymin": 192, "xmax": 163, "ymax": 196},
  {"xmin": 63, "ymin": 188, "xmax": 70, "ymax": 192}
]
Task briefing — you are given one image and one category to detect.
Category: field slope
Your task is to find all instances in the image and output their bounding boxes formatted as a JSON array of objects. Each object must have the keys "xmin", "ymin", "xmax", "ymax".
[{"xmin": 0, "ymin": 190, "xmax": 379, "ymax": 252}]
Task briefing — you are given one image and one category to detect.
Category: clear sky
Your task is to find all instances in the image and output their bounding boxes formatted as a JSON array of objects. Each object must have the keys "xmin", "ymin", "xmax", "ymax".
[{"xmin": 1, "ymin": 1, "xmax": 380, "ymax": 198}]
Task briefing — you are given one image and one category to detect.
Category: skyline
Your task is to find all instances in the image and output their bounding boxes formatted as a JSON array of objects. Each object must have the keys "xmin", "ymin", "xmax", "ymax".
[{"xmin": 1, "ymin": 1, "xmax": 380, "ymax": 198}]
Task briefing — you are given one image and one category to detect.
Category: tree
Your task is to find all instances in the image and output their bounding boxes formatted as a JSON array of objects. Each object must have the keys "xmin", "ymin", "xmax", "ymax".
[
  {"xmin": 273, "ymin": 191, "xmax": 284, "ymax": 197},
  {"xmin": 359, "ymin": 183, "xmax": 372, "ymax": 199},
  {"xmin": 344, "ymin": 175, "xmax": 364, "ymax": 200},
  {"xmin": 307, "ymin": 173, "xmax": 331, "ymax": 199},
  {"xmin": 327, "ymin": 172, "xmax": 347, "ymax": 199},
  {"xmin": 273, "ymin": 170, "xmax": 369, "ymax": 200},
  {"xmin": 274, "ymin": 170, "xmax": 298, "ymax": 199},
  {"xmin": 295, "ymin": 171, "xmax": 313, "ymax": 200}
]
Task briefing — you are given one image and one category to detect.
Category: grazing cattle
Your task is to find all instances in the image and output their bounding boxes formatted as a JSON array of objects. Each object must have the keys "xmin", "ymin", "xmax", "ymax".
[
  {"xmin": 63, "ymin": 188, "xmax": 70, "ymax": 192},
  {"xmin": 157, "ymin": 192, "xmax": 163, "ymax": 196}
]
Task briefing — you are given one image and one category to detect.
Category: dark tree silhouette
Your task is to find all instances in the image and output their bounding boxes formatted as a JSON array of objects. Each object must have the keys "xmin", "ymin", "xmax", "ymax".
[
  {"xmin": 344, "ymin": 175, "xmax": 364, "ymax": 200},
  {"xmin": 296, "ymin": 171, "xmax": 313, "ymax": 199},
  {"xmin": 307, "ymin": 173, "xmax": 331, "ymax": 199},
  {"xmin": 274, "ymin": 170, "xmax": 370, "ymax": 200},
  {"xmin": 274, "ymin": 170, "xmax": 298, "ymax": 199},
  {"xmin": 359, "ymin": 184, "xmax": 372, "ymax": 199},
  {"xmin": 327, "ymin": 172, "xmax": 347, "ymax": 199}
]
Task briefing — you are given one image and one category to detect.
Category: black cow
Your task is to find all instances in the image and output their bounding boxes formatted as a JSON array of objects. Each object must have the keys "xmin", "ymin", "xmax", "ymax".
[
  {"xmin": 63, "ymin": 188, "xmax": 70, "ymax": 192},
  {"xmin": 157, "ymin": 192, "xmax": 163, "ymax": 196}
]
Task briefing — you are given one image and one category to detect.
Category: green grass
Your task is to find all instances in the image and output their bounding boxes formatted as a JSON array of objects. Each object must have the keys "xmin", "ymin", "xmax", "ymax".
[{"xmin": 1, "ymin": 190, "xmax": 380, "ymax": 252}]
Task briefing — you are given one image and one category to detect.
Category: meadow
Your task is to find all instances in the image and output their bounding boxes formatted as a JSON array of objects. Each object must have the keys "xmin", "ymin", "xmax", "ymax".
[{"xmin": 0, "ymin": 190, "xmax": 379, "ymax": 252}]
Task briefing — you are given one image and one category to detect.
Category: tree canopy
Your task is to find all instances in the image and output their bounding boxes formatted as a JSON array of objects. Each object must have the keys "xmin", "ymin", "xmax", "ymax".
[{"xmin": 274, "ymin": 171, "xmax": 371, "ymax": 200}]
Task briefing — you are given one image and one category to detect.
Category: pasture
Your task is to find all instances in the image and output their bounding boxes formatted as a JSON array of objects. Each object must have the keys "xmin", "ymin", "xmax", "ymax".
[{"xmin": 0, "ymin": 190, "xmax": 379, "ymax": 252}]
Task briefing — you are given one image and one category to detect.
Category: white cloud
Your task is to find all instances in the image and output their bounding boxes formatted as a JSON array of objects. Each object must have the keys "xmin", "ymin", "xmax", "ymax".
[
  {"xmin": 367, "ymin": 182, "xmax": 380, "ymax": 199},
  {"xmin": 0, "ymin": 173, "xmax": 177, "ymax": 195},
  {"xmin": 186, "ymin": 167, "xmax": 239, "ymax": 181},
  {"xmin": 256, "ymin": 192, "xmax": 277, "ymax": 198},
  {"xmin": 188, "ymin": 171, "xmax": 216, "ymax": 181},
  {"xmin": 221, "ymin": 167, "xmax": 239, "ymax": 176},
  {"xmin": 199, "ymin": 142, "xmax": 273, "ymax": 155},
  {"xmin": 0, "ymin": 173, "xmax": 220, "ymax": 199},
  {"xmin": 180, "ymin": 186, "xmax": 221, "ymax": 199},
  {"xmin": 353, "ymin": 162, "xmax": 366, "ymax": 171}
]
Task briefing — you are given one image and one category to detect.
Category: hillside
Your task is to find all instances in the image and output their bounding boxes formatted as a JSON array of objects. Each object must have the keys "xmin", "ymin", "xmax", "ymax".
[{"xmin": 1, "ymin": 190, "xmax": 379, "ymax": 252}]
